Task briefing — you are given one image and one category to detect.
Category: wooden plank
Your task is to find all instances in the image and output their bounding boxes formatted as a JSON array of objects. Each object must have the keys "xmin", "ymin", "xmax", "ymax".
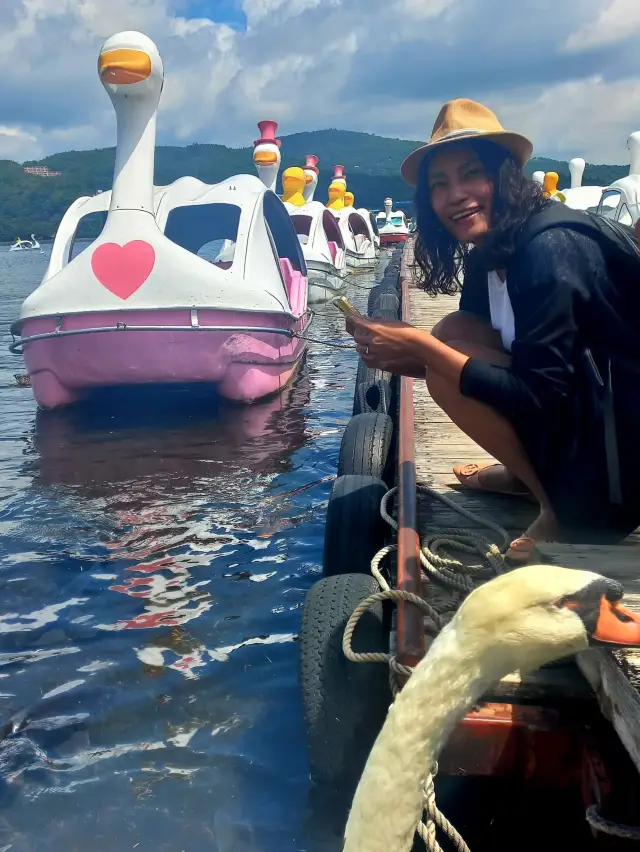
[
  {"xmin": 408, "ymin": 263, "xmax": 640, "ymax": 772},
  {"xmin": 536, "ymin": 542, "xmax": 640, "ymax": 770}
]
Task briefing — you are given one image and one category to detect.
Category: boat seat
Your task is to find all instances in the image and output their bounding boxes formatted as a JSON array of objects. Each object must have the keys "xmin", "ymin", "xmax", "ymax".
[
  {"xmin": 354, "ymin": 234, "xmax": 368, "ymax": 251},
  {"xmin": 328, "ymin": 241, "xmax": 339, "ymax": 262},
  {"xmin": 279, "ymin": 257, "xmax": 306, "ymax": 316}
]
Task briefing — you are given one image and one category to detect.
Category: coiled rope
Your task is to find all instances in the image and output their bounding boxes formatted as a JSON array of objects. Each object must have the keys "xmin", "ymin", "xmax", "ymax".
[{"xmin": 341, "ymin": 483, "xmax": 640, "ymax": 849}]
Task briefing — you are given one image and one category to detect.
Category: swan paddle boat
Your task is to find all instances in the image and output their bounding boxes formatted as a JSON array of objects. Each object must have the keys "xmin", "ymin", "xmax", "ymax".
[
  {"xmin": 327, "ymin": 171, "xmax": 377, "ymax": 269},
  {"xmin": 10, "ymin": 234, "xmax": 41, "ymax": 252},
  {"xmin": 376, "ymin": 197, "xmax": 409, "ymax": 245},
  {"xmin": 559, "ymin": 157, "xmax": 605, "ymax": 213},
  {"xmin": 290, "ymin": 201, "xmax": 347, "ymax": 302},
  {"xmin": 343, "ymin": 190, "xmax": 380, "ymax": 253},
  {"xmin": 282, "ymin": 157, "xmax": 347, "ymax": 303},
  {"xmin": 594, "ymin": 131, "xmax": 640, "ymax": 227},
  {"xmin": 10, "ymin": 31, "xmax": 310, "ymax": 410},
  {"xmin": 357, "ymin": 204, "xmax": 381, "ymax": 251}
]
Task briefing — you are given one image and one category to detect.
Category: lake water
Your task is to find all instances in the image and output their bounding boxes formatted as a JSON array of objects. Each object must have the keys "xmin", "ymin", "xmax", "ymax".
[{"xmin": 0, "ymin": 243, "xmax": 395, "ymax": 852}]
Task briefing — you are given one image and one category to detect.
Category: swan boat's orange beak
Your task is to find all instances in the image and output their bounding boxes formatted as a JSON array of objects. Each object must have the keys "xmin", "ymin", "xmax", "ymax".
[
  {"xmin": 253, "ymin": 150, "xmax": 278, "ymax": 165},
  {"xmin": 99, "ymin": 49, "xmax": 152, "ymax": 85}
]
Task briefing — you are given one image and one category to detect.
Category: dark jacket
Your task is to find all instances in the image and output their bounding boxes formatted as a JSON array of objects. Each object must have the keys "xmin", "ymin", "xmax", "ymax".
[{"xmin": 457, "ymin": 227, "xmax": 640, "ymax": 538}]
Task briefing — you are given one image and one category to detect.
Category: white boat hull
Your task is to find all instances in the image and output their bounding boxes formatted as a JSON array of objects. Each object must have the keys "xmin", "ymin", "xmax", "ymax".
[
  {"xmin": 345, "ymin": 249, "xmax": 376, "ymax": 269},
  {"xmin": 307, "ymin": 261, "xmax": 346, "ymax": 303}
]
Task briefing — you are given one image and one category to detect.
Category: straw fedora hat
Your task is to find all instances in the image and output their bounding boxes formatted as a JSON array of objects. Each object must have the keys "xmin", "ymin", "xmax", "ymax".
[{"xmin": 401, "ymin": 98, "xmax": 533, "ymax": 186}]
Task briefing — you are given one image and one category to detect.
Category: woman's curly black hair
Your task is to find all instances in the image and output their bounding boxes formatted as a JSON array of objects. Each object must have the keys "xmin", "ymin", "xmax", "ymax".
[{"xmin": 413, "ymin": 138, "xmax": 551, "ymax": 296}]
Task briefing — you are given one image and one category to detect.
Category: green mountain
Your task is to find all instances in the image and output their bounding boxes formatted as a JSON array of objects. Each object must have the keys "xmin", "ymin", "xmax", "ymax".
[{"xmin": 0, "ymin": 129, "xmax": 626, "ymax": 241}]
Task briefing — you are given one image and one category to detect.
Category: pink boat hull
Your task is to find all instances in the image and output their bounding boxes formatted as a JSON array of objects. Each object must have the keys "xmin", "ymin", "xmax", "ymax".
[
  {"xmin": 379, "ymin": 233, "xmax": 408, "ymax": 246},
  {"xmin": 17, "ymin": 308, "xmax": 309, "ymax": 409}
]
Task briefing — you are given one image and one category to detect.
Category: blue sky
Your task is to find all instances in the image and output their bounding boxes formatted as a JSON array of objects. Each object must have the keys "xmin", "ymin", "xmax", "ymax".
[
  {"xmin": 0, "ymin": 0, "xmax": 638, "ymax": 167},
  {"xmin": 183, "ymin": 0, "xmax": 247, "ymax": 29}
]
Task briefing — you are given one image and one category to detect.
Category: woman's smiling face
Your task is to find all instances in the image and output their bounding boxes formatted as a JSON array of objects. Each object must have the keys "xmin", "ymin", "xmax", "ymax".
[{"xmin": 427, "ymin": 145, "xmax": 494, "ymax": 245}]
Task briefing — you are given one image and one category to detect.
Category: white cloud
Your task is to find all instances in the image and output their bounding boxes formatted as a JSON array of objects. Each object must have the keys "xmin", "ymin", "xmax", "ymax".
[
  {"xmin": 0, "ymin": 126, "xmax": 38, "ymax": 161},
  {"xmin": 489, "ymin": 75, "xmax": 640, "ymax": 165},
  {"xmin": 565, "ymin": 0, "xmax": 640, "ymax": 51},
  {"xmin": 0, "ymin": 0, "xmax": 638, "ymax": 166}
]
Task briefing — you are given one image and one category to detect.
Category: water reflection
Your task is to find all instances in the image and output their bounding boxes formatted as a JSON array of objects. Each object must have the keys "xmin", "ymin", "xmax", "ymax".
[{"xmin": 0, "ymin": 249, "xmax": 386, "ymax": 851}]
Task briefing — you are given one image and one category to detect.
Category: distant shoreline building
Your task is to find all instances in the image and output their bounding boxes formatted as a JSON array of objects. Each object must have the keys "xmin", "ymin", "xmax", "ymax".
[{"xmin": 23, "ymin": 165, "xmax": 61, "ymax": 177}]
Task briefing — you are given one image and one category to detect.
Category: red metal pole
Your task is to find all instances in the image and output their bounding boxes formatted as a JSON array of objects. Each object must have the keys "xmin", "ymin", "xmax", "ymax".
[{"xmin": 396, "ymin": 239, "xmax": 426, "ymax": 667}]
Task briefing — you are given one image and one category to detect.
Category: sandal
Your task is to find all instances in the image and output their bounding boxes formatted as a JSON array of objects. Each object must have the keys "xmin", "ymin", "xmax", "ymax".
[
  {"xmin": 453, "ymin": 462, "xmax": 536, "ymax": 501},
  {"xmin": 505, "ymin": 536, "xmax": 537, "ymax": 565}
]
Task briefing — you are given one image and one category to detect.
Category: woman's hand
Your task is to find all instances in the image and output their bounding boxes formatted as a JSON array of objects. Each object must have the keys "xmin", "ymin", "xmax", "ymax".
[
  {"xmin": 344, "ymin": 314, "xmax": 469, "ymax": 382},
  {"xmin": 348, "ymin": 316, "xmax": 425, "ymax": 372}
]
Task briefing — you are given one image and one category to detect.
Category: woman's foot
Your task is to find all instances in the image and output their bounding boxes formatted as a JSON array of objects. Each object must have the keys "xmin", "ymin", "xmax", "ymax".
[
  {"xmin": 506, "ymin": 510, "xmax": 562, "ymax": 564},
  {"xmin": 453, "ymin": 462, "xmax": 535, "ymax": 501}
]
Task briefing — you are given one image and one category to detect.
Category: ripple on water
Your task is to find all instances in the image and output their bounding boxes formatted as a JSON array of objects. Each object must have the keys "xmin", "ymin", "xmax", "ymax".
[{"xmin": 0, "ymin": 245, "xmax": 398, "ymax": 851}]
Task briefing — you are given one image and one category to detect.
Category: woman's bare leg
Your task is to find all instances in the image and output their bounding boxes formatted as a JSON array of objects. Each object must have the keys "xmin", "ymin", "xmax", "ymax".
[
  {"xmin": 431, "ymin": 313, "xmax": 528, "ymax": 494},
  {"xmin": 431, "ymin": 310, "xmax": 504, "ymax": 350},
  {"xmin": 426, "ymin": 339, "xmax": 561, "ymax": 553}
]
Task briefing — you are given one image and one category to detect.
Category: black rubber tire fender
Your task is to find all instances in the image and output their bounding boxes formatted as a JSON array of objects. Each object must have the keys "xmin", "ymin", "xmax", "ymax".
[
  {"xmin": 372, "ymin": 292, "xmax": 400, "ymax": 315},
  {"xmin": 337, "ymin": 412, "xmax": 393, "ymax": 479},
  {"xmin": 298, "ymin": 573, "xmax": 392, "ymax": 792},
  {"xmin": 352, "ymin": 378, "xmax": 392, "ymax": 416},
  {"xmin": 354, "ymin": 357, "xmax": 391, "ymax": 392},
  {"xmin": 323, "ymin": 474, "xmax": 388, "ymax": 576}
]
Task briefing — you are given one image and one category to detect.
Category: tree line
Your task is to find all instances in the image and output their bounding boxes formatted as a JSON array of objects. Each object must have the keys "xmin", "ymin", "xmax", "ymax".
[{"xmin": 0, "ymin": 130, "xmax": 627, "ymax": 241}]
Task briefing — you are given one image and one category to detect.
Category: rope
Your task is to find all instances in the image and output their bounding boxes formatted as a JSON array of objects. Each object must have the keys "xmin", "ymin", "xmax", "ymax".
[
  {"xmin": 342, "ymin": 481, "xmax": 513, "ymax": 852},
  {"xmin": 586, "ymin": 806, "xmax": 640, "ymax": 841},
  {"xmin": 292, "ymin": 332, "xmax": 356, "ymax": 350}
]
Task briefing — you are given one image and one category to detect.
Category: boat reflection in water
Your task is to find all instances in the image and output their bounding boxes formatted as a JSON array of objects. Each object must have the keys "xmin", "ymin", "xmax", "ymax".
[{"xmin": 28, "ymin": 372, "xmax": 312, "ymax": 670}]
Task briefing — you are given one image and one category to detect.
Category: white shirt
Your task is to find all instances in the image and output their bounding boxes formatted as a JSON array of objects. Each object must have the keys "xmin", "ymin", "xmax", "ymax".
[{"xmin": 487, "ymin": 269, "xmax": 515, "ymax": 352}]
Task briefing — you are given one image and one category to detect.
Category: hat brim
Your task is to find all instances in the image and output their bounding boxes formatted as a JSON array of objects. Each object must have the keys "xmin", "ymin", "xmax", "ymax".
[{"xmin": 400, "ymin": 130, "xmax": 533, "ymax": 187}]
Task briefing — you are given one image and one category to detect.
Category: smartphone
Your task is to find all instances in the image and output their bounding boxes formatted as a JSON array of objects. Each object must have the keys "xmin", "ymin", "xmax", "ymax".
[{"xmin": 333, "ymin": 296, "xmax": 363, "ymax": 319}]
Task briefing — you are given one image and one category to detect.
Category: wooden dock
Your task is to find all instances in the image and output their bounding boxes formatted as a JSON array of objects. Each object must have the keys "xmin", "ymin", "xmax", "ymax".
[{"xmin": 400, "ymin": 239, "xmax": 640, "ymax": 777}]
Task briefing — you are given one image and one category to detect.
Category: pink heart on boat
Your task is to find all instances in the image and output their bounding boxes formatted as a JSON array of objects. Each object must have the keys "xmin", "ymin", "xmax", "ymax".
[{"xmin": 91, "ymin": 241, "xmax": 155, "ymax": 299}]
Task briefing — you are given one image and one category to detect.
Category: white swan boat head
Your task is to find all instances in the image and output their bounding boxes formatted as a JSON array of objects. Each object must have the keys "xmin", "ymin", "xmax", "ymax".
[
  {"xmin": 344, "ymin": 564, "xmax": 640, "ymax": 852},
  {"xmin": 253, "ymin": 120, "xmax": 281, "ymax": 192},
  {"xmin": 593, "ymin": 131, "xmax": 640, "ymax": 226},
  {"xmin": 11, "ymin": 31, "xmax": 309, "ymax": 409},
  {"xmin": 561, "ymin": 157, "xmax": 605, "ymax": 212}
]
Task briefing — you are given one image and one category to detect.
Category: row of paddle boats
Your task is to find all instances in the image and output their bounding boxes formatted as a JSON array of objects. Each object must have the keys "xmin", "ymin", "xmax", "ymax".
[
  {"xmin": 533, "ymin": 132, "xmax": 640, "ymax": 226},
  {"xmin": 9, "ymin": 30, "xmax": 388, "ymax": 411}
]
